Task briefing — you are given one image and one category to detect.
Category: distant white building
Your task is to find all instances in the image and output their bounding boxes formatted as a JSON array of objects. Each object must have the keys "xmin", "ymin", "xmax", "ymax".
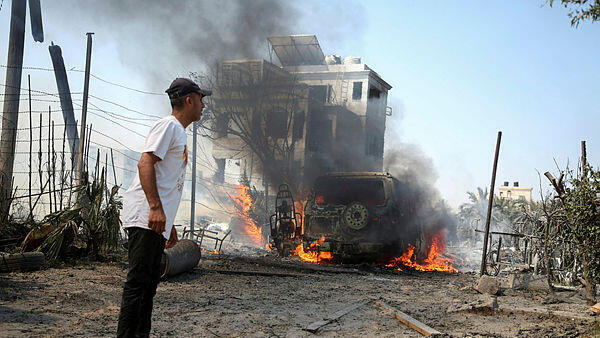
[{"xmin": 497, "ymin": 181, "xmax": 532, "ymax": 202}]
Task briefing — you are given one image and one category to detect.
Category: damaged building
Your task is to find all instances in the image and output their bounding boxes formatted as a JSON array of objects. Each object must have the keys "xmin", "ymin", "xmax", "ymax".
[{"xmin": 210, "ymin": 35, "xmax": 392, "ymax": 189}]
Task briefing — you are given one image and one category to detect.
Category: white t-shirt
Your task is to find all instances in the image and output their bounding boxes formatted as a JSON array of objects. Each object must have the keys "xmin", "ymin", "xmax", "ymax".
[{"xmin": 122, "ymin": 115, "xmax": 188, "ymax": 240}]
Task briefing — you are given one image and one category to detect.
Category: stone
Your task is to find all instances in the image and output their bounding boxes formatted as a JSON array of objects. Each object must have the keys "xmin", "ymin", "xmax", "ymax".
[{"xmin": 475, "ymin": 275, "xmax": 500, "ymax": 295}]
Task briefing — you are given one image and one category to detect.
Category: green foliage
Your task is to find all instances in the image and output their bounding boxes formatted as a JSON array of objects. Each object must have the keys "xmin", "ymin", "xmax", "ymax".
[
  {"xmin": 457, "ymin": 187, "xmax": 529, "ymax": 234},
  {"xmin": 77, "ymin": 171, "xmax": 122, "ymax": 258},
  {"xmin": 549, "ymin": 0, "xmax": 600, "ymax": 26},
  {"xmin": 561, "ymin": 164, "xmax": 600, "ymax": 281}
]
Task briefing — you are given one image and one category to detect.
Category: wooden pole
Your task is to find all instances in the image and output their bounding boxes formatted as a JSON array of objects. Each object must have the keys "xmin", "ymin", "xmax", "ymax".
[
  {"xmin": 85, "ymin": 124, "xmax": 92, "ymax": 172},
  {"xmin": 0, "ymin": 0, "xmax": 27, "ymax": 218},
  {"xmin": 52, "ymin": 119, "xmax": 58, "ymax": 212},
  {"xmin": 47, "ymin": 107, "xmax": 52, "ymax": 214},
  {"xmin": 581, "ymin": 141, "xmax": 587, "ymax": 168},
  {"xmin": 76, "ymin": 32, "xmax": 93, "ymax": 185},
  {"xmin": 480, "ymin": 131, "xmax": 502, "ymax": 276},
  {"xmin": 110, "ymin": 148, "xmax": 117, "ymax": 186},
  {"xmin": 60, "ymin": 124, "xmax": 66, "ymax": 210},
  {"xmin": 37, "ymin": 113, "xmax": 43, "ymax": 211}
]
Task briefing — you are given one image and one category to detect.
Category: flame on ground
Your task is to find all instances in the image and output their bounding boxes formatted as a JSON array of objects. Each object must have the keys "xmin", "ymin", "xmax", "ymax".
[
  {"xmin": 386, "ymin": 231, "xmax": 457, "ymax": 273},
  {"xmin": 232, "ymin": 183, "xmax": 264, "ymax": 247},
  {"xmin": 294, "ymin": 236, "xmax": 333, "ymax": 263}
]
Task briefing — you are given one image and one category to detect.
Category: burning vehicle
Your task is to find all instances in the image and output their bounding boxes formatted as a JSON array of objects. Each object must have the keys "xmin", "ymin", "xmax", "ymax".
[{"xmin": 301, "ymin": 172, "xmax": 422, "ymax": 262}]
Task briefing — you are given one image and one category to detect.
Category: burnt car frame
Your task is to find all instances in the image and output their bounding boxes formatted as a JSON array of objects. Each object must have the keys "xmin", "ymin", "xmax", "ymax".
[{"xmin": 302, "ymin": 172, "xmax": 422, "ymax": 261}]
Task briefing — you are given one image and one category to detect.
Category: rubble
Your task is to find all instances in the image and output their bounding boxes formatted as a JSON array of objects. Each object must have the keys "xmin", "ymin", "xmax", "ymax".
[
  {"xmin": 447, "ymin": 294, "xmax": 498, "ymax": 314},
  {"xmin": 0, "ymin": 257, "xmax": 594, "ymax": 336},
  {"xmin": 475, "ymin": 275, "xmax": 500, "ymax": 295}
]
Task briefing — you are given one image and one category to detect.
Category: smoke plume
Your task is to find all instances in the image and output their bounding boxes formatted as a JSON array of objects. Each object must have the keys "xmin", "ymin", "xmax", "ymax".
[
  {"xmin": 51, "ymin": 0, "xmax": 301, "ymax": 84},
  {"xmin": 383, "ymin": 100, "xmax": 458, "ymax": 253}
]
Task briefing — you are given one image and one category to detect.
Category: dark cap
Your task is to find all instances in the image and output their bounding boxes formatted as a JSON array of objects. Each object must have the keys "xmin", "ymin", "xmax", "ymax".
[{"xmin": 165, "ymin": 78, "xmax": 212, "ymax": 99}]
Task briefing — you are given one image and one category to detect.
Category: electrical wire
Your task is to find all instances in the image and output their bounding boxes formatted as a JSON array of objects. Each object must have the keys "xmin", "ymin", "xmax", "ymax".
[{"xmin": 0, "ymin": 64, "xmax": 164, "ymax": 95}]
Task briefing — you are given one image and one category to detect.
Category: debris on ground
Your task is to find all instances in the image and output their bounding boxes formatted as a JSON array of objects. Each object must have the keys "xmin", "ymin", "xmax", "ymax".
[
  {"xmin": 0, "ymin": 254, "xmax": 596, "ymax": 337},
  {"xmin": 475, "ymin": 275, "xmax": 500, "ymax": 295}
]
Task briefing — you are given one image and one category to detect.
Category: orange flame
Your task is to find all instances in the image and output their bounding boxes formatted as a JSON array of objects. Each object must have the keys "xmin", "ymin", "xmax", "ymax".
[
  {"xmin": 386, "ymin": 231, "xmax": 457, "ymax": 273},
  {"xmin": 316, "ymin": 195, "xmax": 325, "ymax": 204},
  {"xmin": 232, "ymin": 183, "xmax": 264, "ymax": 247},
  {"xmin": 294, "ymin": 236, "xmax": 333, "ymax": 263}
]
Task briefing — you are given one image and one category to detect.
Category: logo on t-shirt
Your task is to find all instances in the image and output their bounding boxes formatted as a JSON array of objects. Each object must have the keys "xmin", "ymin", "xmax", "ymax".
[{"xmin": 182, "ymin": 145, "xmax": 188, "ymax": 168}]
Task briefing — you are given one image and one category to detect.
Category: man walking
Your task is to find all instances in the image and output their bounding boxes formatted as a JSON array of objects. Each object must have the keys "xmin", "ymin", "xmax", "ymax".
[{"xmin": 117, "ymin": 78, "xmax": 210, "ymax": 337}]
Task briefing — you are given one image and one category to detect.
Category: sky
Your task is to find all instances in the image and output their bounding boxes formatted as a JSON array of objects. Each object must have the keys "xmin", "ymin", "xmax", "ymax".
[{"xmin": 0, "ymin": 1, "xmax": 599, "ymax": 210}]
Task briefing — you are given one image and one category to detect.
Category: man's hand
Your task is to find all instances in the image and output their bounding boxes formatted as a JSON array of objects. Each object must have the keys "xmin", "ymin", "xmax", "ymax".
[
  {"xmin": 166, "ymin": 226, "xmax": 179, "ymax": 248},
  {"xmin": 148, "ymin": 205, "xmax": 166, "ymax": 235}
]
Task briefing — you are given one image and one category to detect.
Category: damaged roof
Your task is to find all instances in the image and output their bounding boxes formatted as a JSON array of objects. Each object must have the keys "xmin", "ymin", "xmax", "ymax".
[{"xmin": 268, "ymin": 35, "xmax": 325, "ymax": 67}]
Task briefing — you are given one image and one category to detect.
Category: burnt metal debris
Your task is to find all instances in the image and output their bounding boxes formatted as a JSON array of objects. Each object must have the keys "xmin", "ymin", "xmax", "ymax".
[
  {"xmin": 269, "ymin": 184, "xmax": 302, "ymax": 256},
  {"xmin": 268, "ymin": 172, "xmax": 426, "ymax": 262},
  {"xmin": 160, "ymin": 239, "xmax": 201, "ymax": 278}
]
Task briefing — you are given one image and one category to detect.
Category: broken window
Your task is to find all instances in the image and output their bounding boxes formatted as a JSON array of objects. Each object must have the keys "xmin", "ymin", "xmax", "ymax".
[
  {"xmin": 352, "ymin": 81, "xmax": 362, "ymax": 100},
  {"xmin": 309, "ymin": 85, "xmax": 328, "ymax": 103},
  {"xmin": 266, "ymin": 110, "xmax": 288, "ymax": 139},
  {"xmin": 307, "ymin": 118, "xmax": 332, "ymax": 151},
  {"xmin": 366, "ymin": 134, "xmax": 383, "ymax": 156},
  {"xmin": 215, "ymin": 113, "xmax": 230, "ymax": 138},
  {"xmin": 326, "ymin": 85, "xmax": 333, "ymax": 103},
  {"xmin": 293, "ymin": 111, "xmax": 305, "ymax": 139},
  {"xmin": 368, "ymin": 86, "xmax": 381, "ymax": 99}
]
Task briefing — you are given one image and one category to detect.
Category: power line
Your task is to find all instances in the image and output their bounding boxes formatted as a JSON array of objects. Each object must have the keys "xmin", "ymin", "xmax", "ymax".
[
  {"xmin": 88, "ymin": 94, "xmax": 162, "ymax": 119},
  {"xmin": 0, "ymin": 64, "xmax": 164, "ymax": 95}
]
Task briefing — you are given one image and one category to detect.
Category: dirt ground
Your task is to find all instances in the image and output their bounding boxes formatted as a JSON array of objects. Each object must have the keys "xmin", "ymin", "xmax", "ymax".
[{"xmin": 0, "ymin": 251, "xmax": 598, "ymax": 337}]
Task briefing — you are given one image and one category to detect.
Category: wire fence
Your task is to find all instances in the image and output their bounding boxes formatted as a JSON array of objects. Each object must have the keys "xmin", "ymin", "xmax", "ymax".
[{"xmin": 0, "ymin": 64, "xmax": 250, "ymax": 222}]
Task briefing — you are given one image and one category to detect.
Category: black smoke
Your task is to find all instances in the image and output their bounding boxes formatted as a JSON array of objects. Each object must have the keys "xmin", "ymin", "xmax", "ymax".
[
  {"xmin": 383, "ymin": 100, "xmax": 457, "ymax": 258},
  {"xmin": 50, "ymin": 0, "xmax": 300, "ymax": 84}
]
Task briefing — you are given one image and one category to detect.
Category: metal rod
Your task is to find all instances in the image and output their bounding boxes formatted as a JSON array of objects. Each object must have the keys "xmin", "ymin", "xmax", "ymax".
[
  {"xmin": 76, "ymin": 32, "xmax": 93, "ymax": 185},
  {"xmin": 496, "ymin": 237, "xmax": 502, "ymax": 263},
  {"xmin": 191, "ymin": 121, "xmax": 197, "ymax": 235},
  {"xmin": 28, "ymin": 74, "xmax": 32, "ymax": 217},
  {"xmin": 110, "ymin": 148, "xmax": 117, "ymax": 186},
  {"xmin": 524, "ymin": 238, "xmax": 529, "ymax": 265},
  {"xmin": 480, "ymin": 131, "xmax": 502, "ymax": 276}
]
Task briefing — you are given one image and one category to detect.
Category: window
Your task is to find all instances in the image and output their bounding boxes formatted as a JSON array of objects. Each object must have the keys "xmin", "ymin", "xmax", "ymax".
[
  {"xmin": 292, "ymin": 111, "xmax": 305, "ymax": 139},
  {"xmin": 266, "ymin": 111, "xmax": 287, "ymax": 139},
  {"xmin": 216, "ymin": 113, "xmax": 230, "ymax": 138},
  {"xmin": 366, "ymin": 134, "xmax": 382, "ymax": 156},
  {"xmin": 352, "ymin": 81, "xmax": 362, "ymax": 100},
  {"xmin": 368, "ymin": 86, "xmax": 381, "ymax": 99},
  {"xmin": 310, "ymin": 85, "xmax": 328, "ymax": 103}
]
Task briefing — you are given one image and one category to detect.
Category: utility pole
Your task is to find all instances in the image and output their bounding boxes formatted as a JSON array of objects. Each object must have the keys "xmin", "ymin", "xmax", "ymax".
[
  {"xmin": 76, "ymin": 32, "xmax": 93, "ymax": 183},
  {"xmin": 0, "ymin": 0, "xmax": 27, "ymax": 218},
  {"xmin": 190, "ymin": 121, "xmax": 197, "ymax": 236},
  {"xmin": 480, "ymin": 131, "xmax": 502, "ymax": 276}
]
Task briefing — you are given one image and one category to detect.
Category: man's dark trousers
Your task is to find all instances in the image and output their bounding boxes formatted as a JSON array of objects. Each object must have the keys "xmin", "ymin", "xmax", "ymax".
[{"xmin": 117, "ymin": 227, "xmax": 166, "ymax": 338}]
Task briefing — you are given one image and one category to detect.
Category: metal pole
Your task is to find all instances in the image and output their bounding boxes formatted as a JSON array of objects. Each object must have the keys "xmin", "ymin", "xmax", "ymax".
[
  {"xmin": 190, "ymin": 121, "xmax": 197, "ymax": 236},
  {"xmin": 28, "ymin": 74, "xmax": 32, "ymax": 217},
  {"xmin": 480, "ymin": 131, "xmax": 502, "ymax": 276},
  {"xmin": 76, "ymin": 32, "xmax": 93, "ymax": 184},
  {"xmin": 0, "ymin": 0, "xmax": 27, "ymax": 218}
]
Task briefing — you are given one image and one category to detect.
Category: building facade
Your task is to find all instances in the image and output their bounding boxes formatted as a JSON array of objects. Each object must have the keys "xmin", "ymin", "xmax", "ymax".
[
  {"xmin": 211, "ymin": 35, "xmax": 392, "ymax": 189},
  {"xmin": 497, "ymin": 181, "xmax": 533, "ymax": 202}
]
